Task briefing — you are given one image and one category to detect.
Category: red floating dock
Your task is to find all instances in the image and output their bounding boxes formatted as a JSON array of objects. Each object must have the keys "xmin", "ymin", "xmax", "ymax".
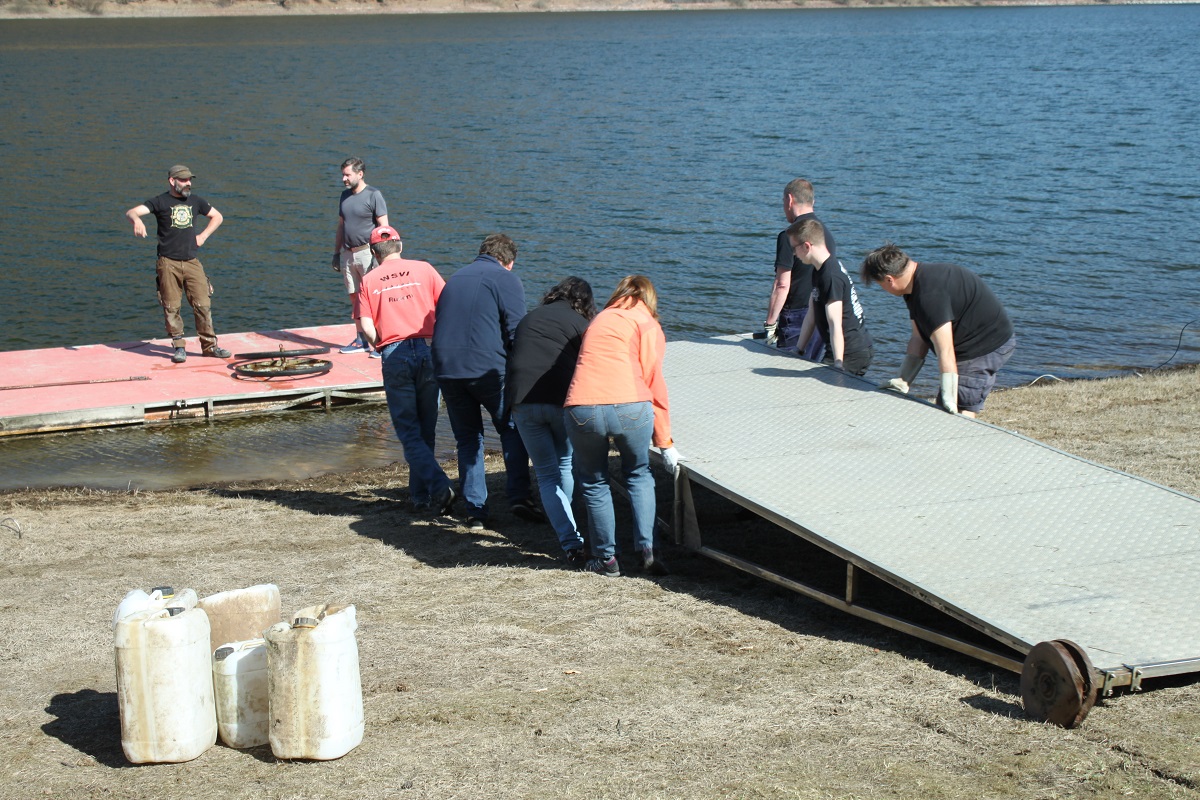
[{"xmin": 0, "ymin": 324, "xmax": 385, "ymax": 437}]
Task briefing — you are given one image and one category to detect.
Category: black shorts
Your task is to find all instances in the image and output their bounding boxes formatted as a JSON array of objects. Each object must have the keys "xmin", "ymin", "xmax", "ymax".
[{"xmin": 956, "ymin": 335, "xmax": 1017, "ymax": 412}]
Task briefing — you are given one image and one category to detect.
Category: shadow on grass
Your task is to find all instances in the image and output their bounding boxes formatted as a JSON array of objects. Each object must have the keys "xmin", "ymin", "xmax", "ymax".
[
  {"xmin": 208, "ymin": 460, "xmax": 1028, "ymax": 709},
  {"xmin": 42, "ymin": 689, "xmax": 130, "ymax": 768}
]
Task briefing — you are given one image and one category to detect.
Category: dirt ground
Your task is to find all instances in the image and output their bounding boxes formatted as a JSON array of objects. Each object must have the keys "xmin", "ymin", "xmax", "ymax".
[{"xmin": 1, "ymin": 366, "xmax": 1197, "ymax": 799}]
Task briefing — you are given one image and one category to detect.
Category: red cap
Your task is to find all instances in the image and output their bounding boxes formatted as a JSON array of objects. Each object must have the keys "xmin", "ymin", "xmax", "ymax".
[{"xmin": 369, "ymin": 225, "xmax": 400, "ymax": 245}]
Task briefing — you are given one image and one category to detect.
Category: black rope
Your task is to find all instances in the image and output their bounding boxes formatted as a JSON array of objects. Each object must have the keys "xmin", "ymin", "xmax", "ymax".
[{"xmin": 1152, "ymin": 318, "xmax": 1199, "ymax": 371}]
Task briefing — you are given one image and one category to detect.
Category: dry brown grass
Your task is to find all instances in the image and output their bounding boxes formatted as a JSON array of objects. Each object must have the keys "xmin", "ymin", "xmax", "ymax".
[{"xmin": 2, "ymin": 368, "xmax": 1199, "ymax": 799}]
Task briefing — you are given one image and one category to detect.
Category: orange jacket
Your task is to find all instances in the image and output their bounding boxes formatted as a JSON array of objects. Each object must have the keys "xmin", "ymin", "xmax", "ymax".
[{"xmin": 565, "ymin": 301, "xmax": 672, "ymax": 448}]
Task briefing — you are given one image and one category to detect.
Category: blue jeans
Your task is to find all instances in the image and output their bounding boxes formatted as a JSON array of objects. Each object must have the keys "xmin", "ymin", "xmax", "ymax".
[
  {"xmin": 439, "ymin": 372, "xmax": 531, "ymax": 518},
  {"xmin": 513, "ymin": 403, "xmax": 583, "ymax": 553},
  {"xmin": 779, "ymin": 306, "xmax": 824, "ymax": 359},
  {"xmin": 564, "ymin": 401, "xmax": 656, "ymax": 561},
  {"xmin": 381, "ymin": 339, "xmax": 450, "ymax": 505}
]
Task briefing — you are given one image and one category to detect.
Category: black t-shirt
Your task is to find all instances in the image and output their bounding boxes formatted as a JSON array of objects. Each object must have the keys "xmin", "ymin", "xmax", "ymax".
[
  {"xmin": 904, "ymin": 262, "xmax": 1013, "ymax": 361},
  {"xmin": 144, "ymin": 192, "xmax": 213, "ymax": 260},
  {"xmin": 775, "ymin": 213, "xmax": 836, "ymax": 311},
  {"xmin": 507, "ymin": 300, "xmax": 591, "ymax": 406},
  {"xmin": 811, "ymin": 254, "xmax": 872, "ymax": 357}
]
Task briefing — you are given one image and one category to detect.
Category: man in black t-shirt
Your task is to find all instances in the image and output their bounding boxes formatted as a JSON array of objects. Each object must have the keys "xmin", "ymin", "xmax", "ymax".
[
  {"xmin": 125, "ymin": 164, "xmax": 231, "ymax": 363},
  {"xmin": 762, "ymin": 178, "xmax": 830, "ymax": 358},
  {"xmin": 860, "ymin": 243, "xmax": 1015, "ymax": 417},
  {"xmin": 788, "ymin": 218, "xmax": 874, "ymax": 376}
]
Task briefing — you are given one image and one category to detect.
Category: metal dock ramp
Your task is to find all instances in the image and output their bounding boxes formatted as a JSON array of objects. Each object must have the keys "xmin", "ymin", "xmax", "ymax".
[{"xmin": 664, "ymin": 335, "xmax": 1200, "ymax": 723}]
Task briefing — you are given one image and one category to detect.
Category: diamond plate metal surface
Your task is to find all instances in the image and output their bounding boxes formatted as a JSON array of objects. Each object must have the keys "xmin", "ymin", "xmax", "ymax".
[{"xmin": 666, "ymin": 335, "xmax": 1200, "ymax": 673}]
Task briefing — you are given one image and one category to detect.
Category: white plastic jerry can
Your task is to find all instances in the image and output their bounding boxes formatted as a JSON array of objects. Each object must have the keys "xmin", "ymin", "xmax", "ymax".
[
  {"xmin": 265, "ymin": 604, "xmax": 363, "ymax": 760},
  {"xmin": 112, "ymin": 586, "xmax": 198, "ymax": 628},
  {"xmin": 212, "ymin": 638, "xmax": 269, "ymax": 749},
  {"xmin": 113, "ymin": 604, "xmax": 217, "ymax": 763},
  {"xmin": 197, "ymin": 584, "xmax": 281, "ymax": 655}
]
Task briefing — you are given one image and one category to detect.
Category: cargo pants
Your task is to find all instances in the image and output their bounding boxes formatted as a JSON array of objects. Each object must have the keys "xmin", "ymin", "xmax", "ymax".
[{"xmin": 156, "ymin": 257, "xmax": 218, "ymax": 352}]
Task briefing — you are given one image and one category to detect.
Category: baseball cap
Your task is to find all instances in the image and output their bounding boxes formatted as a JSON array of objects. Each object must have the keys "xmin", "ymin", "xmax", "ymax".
[
  {"xmin": 168, "ymin": 164, "xmax": 195, "ymax": 180},
  {"xmin": 369, "ymin": 225, "xmax": 400, "ymax": 245}
]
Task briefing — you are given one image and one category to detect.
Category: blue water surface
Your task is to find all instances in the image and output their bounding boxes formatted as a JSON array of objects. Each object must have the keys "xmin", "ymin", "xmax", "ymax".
[{"xmin": 1, "ymin": 4, "xmax": 1198, "ymax": 386}]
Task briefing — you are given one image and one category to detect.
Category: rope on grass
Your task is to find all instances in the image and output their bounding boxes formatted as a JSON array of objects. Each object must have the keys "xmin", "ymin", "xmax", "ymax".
[
  {"xmin": 1152, "ymin": 318, "xmax": 1199, "ymax": 371},
  {"xmin": 2, "ymin": 517, "xmax": 20, "ymax": 539},
  {"xmin": 1025, "ymin": 374, "xmax": 1067, "ymax": 387}
]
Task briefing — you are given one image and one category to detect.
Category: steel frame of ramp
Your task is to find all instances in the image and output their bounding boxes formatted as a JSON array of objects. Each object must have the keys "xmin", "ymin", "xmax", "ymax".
[{"xmin": 664, "ymin": 335, "xmax": 1200, "ymax": 695}]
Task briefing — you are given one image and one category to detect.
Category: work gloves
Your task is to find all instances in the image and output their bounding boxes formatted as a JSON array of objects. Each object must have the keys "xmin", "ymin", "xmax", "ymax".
[
  {"xmin": 661, "ymin": 446, "xmax": 684, "ymax": 475},
  {"xmin": 762, "ymin": 320, "xmax": 778, "ymax": 347},
  {"xmin": 880, "ymin": 354, "xmax": 925, "ymax": 394}
]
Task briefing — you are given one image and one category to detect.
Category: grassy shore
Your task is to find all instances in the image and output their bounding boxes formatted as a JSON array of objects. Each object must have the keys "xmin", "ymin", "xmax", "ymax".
[
  {"xmin": 0, "ymin": 365, "xmax": 1197, "ymax": 799},
  {"xmin": 0, "ymin": 0, "xmax": 1131, "ymax": 20}
]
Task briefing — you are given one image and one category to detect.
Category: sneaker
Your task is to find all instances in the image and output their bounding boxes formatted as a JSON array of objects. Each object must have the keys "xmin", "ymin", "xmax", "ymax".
[
  {"xmin": 368, "ymin": 349, "xmax": 381, "ymax": 359},
  {"xmin": 465, "ymin": 516, "xmax": 486, "ymax": 532},
  {"xmin": 585, "ymin": 556, "xmax": 620, "ymax": 578},
  {"xmin": 410, "ymin": 499, "xmax": 432, "ymax": 514},
  {"xmin": 339, "ymin": 336, "xmax": 367, "ymax": 354},
  {"xmin": 510, "ymin": 498, "xmax": 546, "ymax": 523},
  {"xmin": 203, "ymin": 347, "xmax": 232, "ymax": 358},
  {"xmin": 639, "ymin": 547, "xmax": 669, "ymax": 576},
  {"xmin": 171, "ymin": 347, "xmax": 187, "ymax": 363},
  {"xmin": 432, "ymin": 485, "xmax": 456, "ymax": 516},
  {"xmin": 565, "ymin": 548, "xmax": 588, "ymax": 570}
]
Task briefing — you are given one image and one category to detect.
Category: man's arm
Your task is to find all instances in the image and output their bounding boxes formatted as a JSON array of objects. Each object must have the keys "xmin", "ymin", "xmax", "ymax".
[
  {"xmin": 360, "ymin": 315, "xmax": 379, "ymax": 347},
  {"xmin": 332, "ymin": 218, "xmax": 345, "ymax": 271},
  {"xmin": 376, "ymin": 214, "xmax": 389, "ymax": 228},
  {"xmin": 765, "ymin": 267, "xmax": 790, "ymax": 326},
  {"xmin": 125, "ymin": 204, "xmax": 151, "ymax": 238},
  {"xmin": 905, "ymin": 321, "xmax": 931, "ymax": 360},
  {"xmin": 928, "ymin": 322, "xmax": 957, "ymax": 374},
  {"xmin": 825, "ymin": 300, "xmax": 845, "ymax": 368},
  {"xmin": 196, "ymin": 207, "xmax": 223, "ymax": 248},
  {"xmin": 928, "ymin": 322, "xmax": 960, "ymax": 413}
]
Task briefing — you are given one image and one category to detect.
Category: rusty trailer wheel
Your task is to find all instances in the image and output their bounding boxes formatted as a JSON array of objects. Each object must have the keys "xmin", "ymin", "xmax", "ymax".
[
  {"xmin": 1021, "ymin": 639, "xmax": 1099, "ymax": 728},
  {"xmin": 233, "ymin": 357, "xmax": 333, "ymax": 379}
]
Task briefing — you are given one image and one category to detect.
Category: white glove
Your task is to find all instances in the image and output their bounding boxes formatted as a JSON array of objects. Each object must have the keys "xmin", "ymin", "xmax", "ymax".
[
  {"xmin": 939, "ymin": 372, "xmax": 960, "ymax": 414},
  {"xmin": 762, "ymin": 321, "xmax": 778, "ymax": 347},
  {"xmin": 661, "ymin": 446, "xmax": 684, "ymax": 474},
  {"xmin": 879, "ymin": 354, "xmax": 925, "ymax": 393}
]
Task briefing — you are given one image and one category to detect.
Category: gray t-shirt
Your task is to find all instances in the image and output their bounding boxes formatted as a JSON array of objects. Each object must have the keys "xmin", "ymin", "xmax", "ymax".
[{"xmin": 339, "ymin": 185, "xmax": 388, "ymax": 247}]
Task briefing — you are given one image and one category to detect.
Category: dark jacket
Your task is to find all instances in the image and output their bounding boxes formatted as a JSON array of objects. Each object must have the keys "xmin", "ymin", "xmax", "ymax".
[
  {"xmin": 507, "ymin": 300, "xmax": 590, "ymax": 406},
  {"xmin": 432, "ymin": 254, "xmax": 527, "ymax": 381}
]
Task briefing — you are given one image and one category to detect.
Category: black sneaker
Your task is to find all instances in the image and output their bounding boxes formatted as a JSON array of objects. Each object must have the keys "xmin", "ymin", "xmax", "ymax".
[
  {"xmin": 410, "ymin": 499, "xmax": 432, "ymax": 514},
  {"xmin": 203, "ymin": 347, "xmax": 232, "ymax": 358},
  {"xmin": 639, "ymin": 548, "xmax": 669, "ymax": 576},
  {"xmin": 565, "ymin": 548, "xmax": 588, "ymax": 570},
  {"xmin": 171, "ymin": 347, "xmax": 187, "ymax": 363},
  {"xmin": 432, "ymin": 485, "xmax": 456, "ymax": 516},
  {"xmin": 510, "ymin": 498, "xmax": 546, "ymax": 523},
  {"xmin": 585, "ymin": 556, "xmax": 620, "ymax": 578},
  {"xmin": 465, "ymin": 517, "xmax": 486, "ymax": 532}
]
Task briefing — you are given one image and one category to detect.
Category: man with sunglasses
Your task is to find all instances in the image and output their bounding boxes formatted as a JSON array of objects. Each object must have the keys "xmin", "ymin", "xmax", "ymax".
[{"xmin": 125, "ymin": 164, "xmax": 231, "ymax": 364}]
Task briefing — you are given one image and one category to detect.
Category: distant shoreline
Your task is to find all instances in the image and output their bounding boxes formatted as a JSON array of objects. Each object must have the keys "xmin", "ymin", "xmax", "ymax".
[{"xmin": 2, "ymin": 0, "xmax": 1186, "ymax": 21}]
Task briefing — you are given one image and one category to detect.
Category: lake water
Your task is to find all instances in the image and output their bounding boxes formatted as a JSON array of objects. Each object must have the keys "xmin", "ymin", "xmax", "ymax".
[{"xmin": 1, "ymin": 5, "xmax": 1198, "ymax": 489}]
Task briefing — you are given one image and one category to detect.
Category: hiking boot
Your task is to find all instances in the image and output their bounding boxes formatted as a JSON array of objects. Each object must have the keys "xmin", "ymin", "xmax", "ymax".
[
  {"xmin": 565, "ymin": 548, "xmax": 588, "ymax": 570},
  {"xmin": 171, "ymin": 347, "xmax": 187, "ymax": 363},
  {"xmin": 339, "ymin": 336, "xmax": 367, "ymax": 354},
  {"xmin": 203, "ymin": 347, "xmax": 232, "ymax": 358},
  {"xmin": 410, "ymin": 499, "xmax": 432, "ymax": 514},
  {"xmin": 433, "ymin": 485, "xmax": 456, "ymax": 516},
  {"xmin": 465, "ymin": 516, "xmax": 486, "ymax": 532},
  {"xmin": 510, "ymin": 498, "xmax": 546, "ymax": 523},
  {"xmin": 639, "ymin": 547, "xmax": 669, "ymax": 576},
  {"xmin": 585, "ymin": 556, "xmax": 620, "ymax": 578}
]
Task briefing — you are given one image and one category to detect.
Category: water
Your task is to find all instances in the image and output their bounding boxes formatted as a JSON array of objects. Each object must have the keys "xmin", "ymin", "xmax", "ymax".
[{"xmin": 1, "ymin": 6, "xmax": 1198, "ymax": 489}]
